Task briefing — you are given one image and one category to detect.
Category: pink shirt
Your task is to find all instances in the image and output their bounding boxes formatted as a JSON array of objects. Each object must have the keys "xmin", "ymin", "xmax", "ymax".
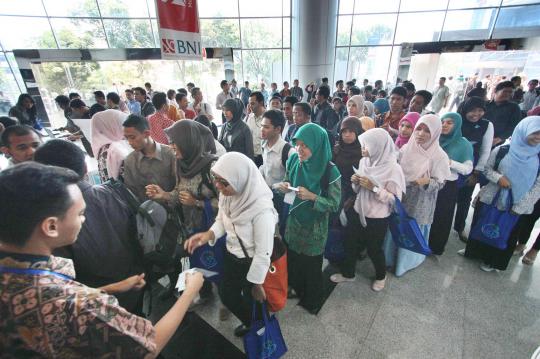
[{"xmin": 352, "ymin": 181, "xmax": 401, "ymax": 219}]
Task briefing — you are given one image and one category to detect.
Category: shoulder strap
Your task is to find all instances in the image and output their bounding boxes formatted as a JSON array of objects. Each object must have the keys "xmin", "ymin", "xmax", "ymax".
[
  {"xmin": 494, "ymin": 145, "xmax": 510, "ymax": 171},
  {"xmin": 320, "ymin": 161, "xmax": 336, "ymax": 196},
  {"xmin": 281, "ymin": 142, "xmax": 291, "ymax": 168},
  {"xmin": 232, "ymin": 224, "xmax": 250, "ymax": 259},
  {"xmin": 197, "ymin": 162, "xmax": 218, "ymax": 198}
]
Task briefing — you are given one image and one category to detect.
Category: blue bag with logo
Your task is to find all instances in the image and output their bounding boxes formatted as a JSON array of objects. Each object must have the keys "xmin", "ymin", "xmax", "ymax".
[
  {"xmin": 469, "ymin": 189, "xmax": 519, "ymax": 250},
  {"xmin": 324, "ymin": 222, "xmax": 345, "ymax": 263},
  {"xmin": 189, "ymin": 199, "xmax": 226, "ymax": 283},
  {"xmin": 244, "ymin": 302, "xmax": 287, "ymax": 359},
  {"xmin": 388, "ymin": 196, "xmax": 432, "ymax": 256}
]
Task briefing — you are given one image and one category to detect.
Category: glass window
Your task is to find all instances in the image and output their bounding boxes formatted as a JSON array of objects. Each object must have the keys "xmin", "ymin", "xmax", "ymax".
[
  {"xmin": 348, "ymin": 46, "xmax": 392, "ymax": 85},
  {"xmin": 97, "ymin": 0, "xmax": 150, "ymax": 18},
  {"xmin": 354, "ymin": 0, "xmax": 400, "ymax": 13},
  {"xmin": 200, "ymin": 19, "xmax": 241, "ymax": 48},
  {"xmin": 387, "ymin": 46, "xmax": 401, "ymax": 86},
  {"xmin": 150, "ymin": 19, "xmax": 159, "ymax": 47},
  {"xmin": 394, "ymin": 11, "xmax": 445, "ymax": 43},
  {"xmin": 339, "ymin": 0, "xmax": 354, "ymax": 14},
  {"xmin": 241, "ymin": 18, "xmax": 282, "ymax": 48},
  {"xmin": 502, "ymin": 0, "xmax": 540, "ymax": 4},
  {"xmin": 239, "ymin": 0, "xmax": 286, "ymax": 17},
  {"xmin": 50, "ymin": 18, "xmax": 108, "ymax": 49},
  {"xmin": 283, "ymin": 0, "xmax": 291, "ymax": 17},
  {"xmin": 0, "ymin": 53, "xmax": 21, "ymax": 111},
  {"xmin": 42, "ymin": 0, "xmax": 99, "ymax": 17},
  {"xmin": 336, "ymin": 15, "xmax": 352, "ymax": 46},
  {"xmin": 0, "ymin": 17, "xmax": 56, "ymax": 50},
  {"xmin": 442, "ymin": 9, "xmax": 496, "ymax": 41},
  {"xmin": 334, "ymin": 47, "xmax": 349, "ymax": 84},
  {"xmin": 0, "ymin": 0, "xmax": 46, "ymax": 16},
  {"xmin": 448, "ymin": 0, "xmax": 500, "ymax": 9},
  {"xmin": 283, "ymin": 49, "xmax": 291, "ymax": 83},
  {"xmin": 198, "ymin": 0, "xmax": 238, "ymax": 18},
  {"xmin": 242, "ymin": 49, "xmax": 282, "ymax": 84},
  {"xmin": 351, "ymin": 14, "xmax": 397, "ymax": 45},
  {"xmin": 147, "ymin": 0, "xmax": 156, "ymax": 17},
  {"xmin": 399, "ymin": 0, "xmax": 448, "ymax": 12},
  {"xmin": 233, "ymin": 50, "xmax": 243, "ymax": 81},
  {"xmin": 283, "ymin": 18, "xmax": 291, "ymax": 48},
  {"xmin": 492, "ymin": 4, "xmax": 540, "ymax": 38},
  {"xmin": 5, "ymin": 52, "xmax": 24, "ymax": 91},
  {"xmin": 103, "ymin": 19, "xmax": 154, "ymax": 48}
]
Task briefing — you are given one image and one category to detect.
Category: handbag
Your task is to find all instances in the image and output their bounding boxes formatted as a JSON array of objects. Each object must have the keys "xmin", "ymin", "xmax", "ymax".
[
  {"xmin": 324, "ymin": 220, "xmax": 346, "ymax": 263},
  {"xmin": 469, "ymin": 189, "xmax": 519, "ymax": 250},
  {"xmin": 243, "ymin": 302, "xmax": 288, "ymax": 359},
  {"xmin": 189, "ymin": 199, "xmax": 226, "ymax": 283},
  {"xmin": 388, "ymin": 195, "xmax": 432, "ymax": 256}
]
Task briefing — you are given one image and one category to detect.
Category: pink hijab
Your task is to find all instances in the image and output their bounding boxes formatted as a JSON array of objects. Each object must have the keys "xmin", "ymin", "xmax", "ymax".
[
  {"xmin": 91, "ymin": 109, "xmax": 132, "ymax": 180},
  {"xmin": 399, "ymin": 114, "xmax": 450, "ymax": 183},
  {"xmin": 395, "ymin": 112, "xmax": 421, "ymax": 149}
]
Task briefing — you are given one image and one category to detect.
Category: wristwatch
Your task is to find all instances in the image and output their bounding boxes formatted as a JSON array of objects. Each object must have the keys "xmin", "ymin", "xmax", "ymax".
[{"xmin": 373, "ymin": 186, "xmax": 380, "ymax": 193}]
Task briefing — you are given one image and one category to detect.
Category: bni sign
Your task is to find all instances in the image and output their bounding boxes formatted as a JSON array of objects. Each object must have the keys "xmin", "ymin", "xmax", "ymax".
[{"xmin": 156, "ymin": 0, "xmax": 203, "ymax": 61}]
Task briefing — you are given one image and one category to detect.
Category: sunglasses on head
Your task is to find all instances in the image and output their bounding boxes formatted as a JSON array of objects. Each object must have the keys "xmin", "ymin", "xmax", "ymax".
[{"xmin": 211, "ymin": 173, "xmax": 230, "ymax": 187}]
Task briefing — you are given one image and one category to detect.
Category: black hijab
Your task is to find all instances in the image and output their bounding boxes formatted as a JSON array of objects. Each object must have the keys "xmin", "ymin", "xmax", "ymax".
[{"xmin": 333, "ymin": 116, "xmax": 363, "ymax": 171}]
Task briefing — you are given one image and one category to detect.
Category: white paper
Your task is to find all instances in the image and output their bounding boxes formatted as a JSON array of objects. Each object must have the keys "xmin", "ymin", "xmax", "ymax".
[
  {"xmin": 71, "ymin": 118, "xmax": 93, "ymax": 144},
  {"xmin": 284, "ymin": 191, "xmax": 296, "ymax": 204},
  {"xmin": 287, "ymin": 186, "xmax": 299, "ymax": 192},
  {"xmin": 175, "ymin": 268, "xmax": 197, "ymax": 292}
]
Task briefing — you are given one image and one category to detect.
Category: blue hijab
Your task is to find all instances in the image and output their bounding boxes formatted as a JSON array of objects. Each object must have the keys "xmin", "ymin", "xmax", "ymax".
[
  {"xmin": 373, "ymin": 98, "xmax": 390, "ymax": 114},
  {"xmin": 498, "ymin": 116, "xmax": 540, "ymax": 203}
]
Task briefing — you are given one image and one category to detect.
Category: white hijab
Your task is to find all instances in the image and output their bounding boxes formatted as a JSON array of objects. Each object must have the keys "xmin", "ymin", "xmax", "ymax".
[
  {"xmin": 354, "ymin": 128, "xmax": 406, "ymax": 226},
  {"xmin": 399, "ymin": 114, "xmax": 450, "ymax": 183},
  {"xmin": 91, "ymin": 109, "xmax": 132, "ymax": 180},
  {"xmin": 211, "ymin": 152, "xmax": 275, "ymax": 226},
  {"xmin": 364, "ymin": 101, "xmax": 375, "ymax": 118}
]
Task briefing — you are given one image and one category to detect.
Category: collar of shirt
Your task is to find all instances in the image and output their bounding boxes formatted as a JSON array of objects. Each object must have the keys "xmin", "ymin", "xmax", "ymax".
[
  {"xmin": 135, "ymin": 141, "xmax": 165, "ymax": 163},
  {"xmin": 0, "ymin": 251, "xmax": 76, "ymax": 279},
  {"xmin": 263, "ymin": 137, "xmax": 287, "ymax": 154}
]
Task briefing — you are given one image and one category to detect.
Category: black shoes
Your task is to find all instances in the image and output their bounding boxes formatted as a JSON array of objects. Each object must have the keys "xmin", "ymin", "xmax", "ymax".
[{"xmin": 234, "ymin": 324, "xmax": 250, "ymax": 337}]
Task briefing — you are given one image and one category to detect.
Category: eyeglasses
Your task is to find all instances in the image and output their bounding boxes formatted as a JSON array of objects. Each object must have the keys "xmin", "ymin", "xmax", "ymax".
[{"xmin": 211, "ymin": 173, "xmax": 230, "ymax": 187}]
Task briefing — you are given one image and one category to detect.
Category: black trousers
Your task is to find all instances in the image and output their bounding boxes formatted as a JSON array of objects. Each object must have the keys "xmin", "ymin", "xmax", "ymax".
[
  {"xmin": 429, "ymin": 180, "xmax": 459, "ymax": 255},
  {"xmin": 287, "ymin": 249, "xmax": 323, "ymax": 311},
  {"xmin": 218, "ymin": 250, "xmax": 254, "ymax": 326},
  {"xmin": 454, "ymin": 182, "xmax": 476, "ymax": 233},
  {"xmin": 341, "ymin": 208, "xmax": 388, "ymax": 280},
  {"xmin": 514, "ymin": 199, "xmax": 540, "ymax": 250}
]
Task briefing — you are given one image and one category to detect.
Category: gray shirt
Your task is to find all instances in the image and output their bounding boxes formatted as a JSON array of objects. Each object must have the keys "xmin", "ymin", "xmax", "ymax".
[
  {"xmin": 123, "ymin": 142, "xmax": 177, "ymax": 202},
  {"xmin": 402, "ymin": 180, "xmax": 445, "ymax": 225}
]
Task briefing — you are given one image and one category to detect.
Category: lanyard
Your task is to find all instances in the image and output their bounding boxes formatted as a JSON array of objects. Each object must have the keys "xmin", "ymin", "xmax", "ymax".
[{"xmin": 0, "ymin": 265, "xmax": 73, "ymax": 281}]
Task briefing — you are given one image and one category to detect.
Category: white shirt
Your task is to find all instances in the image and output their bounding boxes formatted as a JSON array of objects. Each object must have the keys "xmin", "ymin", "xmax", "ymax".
[
  {"xmin": 259, "ymin": 137, "xmax": 295, "ymax": 187},
  {"xmin": 245, "ymin": 112, "xmax": 265, "ymax": 156},
  {"xmin": 215, "ymin": 139, "xmax": 227, "ymax": 157},
  {"xmin": 429, "ymin": 85, "xmax": 450, "ymax": 112},
  {"xmin": 448, "ymin": 160, "xmax": 473, "ymax": 181},
  {"xmin": 216, "ymin": 91, "xmax": 234, "ymax": 110},
  {"xmin": 521, "ymin": 90, "xmax": 539, "ymax": 112},
  {"xmin": 281, "ymin": 120, "xmax": 293, "ymax": 140},
  {"xmin": 474, "ymin": 121, "xmax": 494, "ymax": 172},
  {"xmin": 210, "ymin": 208, "xmax": 276, "ymax": 284}
]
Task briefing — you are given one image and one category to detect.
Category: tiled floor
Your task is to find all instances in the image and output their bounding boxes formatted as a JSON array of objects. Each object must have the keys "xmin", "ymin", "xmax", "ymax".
[{"xmin": 155, "ymin": 228, "xmax": 540, "ymax": 359}]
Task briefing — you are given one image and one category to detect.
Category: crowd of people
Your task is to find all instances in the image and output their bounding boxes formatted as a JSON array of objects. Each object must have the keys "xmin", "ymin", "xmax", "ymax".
[{"xmin": 0, "ymin": 73, "xmax": 539, "ymax": 357}]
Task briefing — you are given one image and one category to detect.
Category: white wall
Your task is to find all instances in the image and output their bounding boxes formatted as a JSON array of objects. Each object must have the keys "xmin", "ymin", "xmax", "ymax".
[{"xmin": 408, "ymin": 53, "xmax": 441, "ymax": 91}]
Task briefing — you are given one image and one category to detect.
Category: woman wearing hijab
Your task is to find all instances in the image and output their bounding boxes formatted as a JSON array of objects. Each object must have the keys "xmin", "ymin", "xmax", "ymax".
[
  {"xmin": 363, "ymin": 101, "xmax": 375, "ymax": 119},
  {"xmin": 279, "ymin": 123, "xmax": 341, "ymax": 313},
  {"xmin": 9, "ymin": 94, "xmax": 39, "ymax": 129},
  {"xmin": 194, "ymin": 114, "xmax": 226, "ymax": 156},
  {"xmin": 462, "ymin": 117, "xmax": 540, "ymax": 272},
  {"xmin": 346, "ymin": 95, "xmax": 365, "ymax": 118},
  {"xmin": 395, "ymin": 112, "xmax": 420, "ymax": 149},
  {"xmin": 218, "ymin": 98, "xmax": 254, "ymax": 160},
  {"xmin": 331, "ymin": 129, "xmax": 405, "ymax": 291},
  {"xmin": 453, "ymin": 97, "xmax": 494, "ymax": 242},
  {"xmin": 373, "ymin": 98, "xmax": 390, "ymax": 119},
  {"xmin": 91, "ymin": 109, "xmax": 131, "ymax": 182},
  {"xmin": 428, "ymin": 113, "xmax": 473, "ymax": 255},
  {"xmin": 384, "ymin": 114, "xmax": 451, "ymax": 276},
  {"xmin": 184, "ymin": 152, "xmax": 277, "ymax": 336}
]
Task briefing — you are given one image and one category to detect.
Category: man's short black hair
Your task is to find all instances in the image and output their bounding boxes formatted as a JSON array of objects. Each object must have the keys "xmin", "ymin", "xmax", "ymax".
[
  {"xmin": 166, "ymin": 89, "xmax": 176, "ymax": 98},
  {"xmin": 123, "ymin": 114, "xmax": 149, "ymax": 133},
  {"xmin": 349, "ymin": 86, "xmax": 361, "ymax": 95},
  {"xmin": 54, "ymin": 95, "xmax": 70, "ymax": 107},
  {"xmin": 220, "ymin": 80, "xmax": 228, "ymax": 88},
  {"xmin": 336, "ymin": 80, "xmax": 344, "ymax": 86},
  {"xmin": 133, "ymin": 87, "xmax": 147, "ymax": 96},
  {"xmin": 176, "ymin": 93, "xmax": 187, "ymax": 102},
  {"xmin": 89, "ymin": 104, "xmax": 106, "ymax": 117},
  {"xmin": 191, "ymin": 87, "xmax": 201, "ymax": 97},
  {"xmin": 294, "ymin": 102, "xmax": 311, "ymax": 117},
  {"xmin": 93, "ymin": 90, "xmax": 105, "ymax": 99},
  {"xmin": 144, "ymin": 82, "xmax": 152, "ymax": 88},
  {"xmin": 68, "ymin": 92, "xmax": 80, "ymax": 100},
  {"xmin": 317, "ymin": 85, "xmax": 331, "ymax": 99},
  {"xmin": 283, "ymin": 96, "xmax": 298, "ymax": 106},
  {"xmin": 495, "ymin": 81, "xmax": 514, "ymax": 92},
  {"xmin": 390, "ymin": 86, "xmax": 407, "ymax": 99},
  {"xmin": 511, "ymin": 76, "xmax": 521, "ymax": 83},
  {"xmin": 375, "ymin": 80, "xmax": 383, "ymax": 87},
  {"xmin": 0, "ymin": 116, "xmax": 17, "ymax": 130},
  {"xmin": 322, "ymin": 77, "xmax": 328, "ymax": 83},
  {"xmin": 250, "ymin": 91, "xmax": 265, "ymax": 104},
  {"xmin": 0, "ymin": 162, "xmax": 80, "ymax": 246},
  {"xmin": 152, "ymin": 92, "xmax": 168, "ymax": 110},
  {"xmin": 263, "ymin": 109, "xmax": 286, "ymax": 130},
  {"xmin": 440, "ymin": 77, "xmax": 446, "ymax": 81},
  {"xmin": 106, "ymin": 92, "xmax": 120, "ymax": 104},
  {"xmin": 270, "ymin": 95, "xmax": 282, "ymax": 103},
  {"xmin": 414, "ymin": 90, "xmax": 433, "ymax": 105},
  {"xmin": 178, "ymin": 88, "xmax": 188, "ymax": 95},
  {"xmin": 364, "ymin": 85, "xmax": 373, "ymax": 92},
  {"xmin": 378, "ymin": 89, "xmax": 387, "ymax": 97},
  {"xmin": 34, "ymin": 139, "xmax": 86, "ymax": 179},
  {"xmin": 283, "ymin": 81, "xmax": 289, "ymax": 86},
  {"xmin": 402, "ymin": 81, "xmax": 415, "ymax": 92},
  {"xmin": 187, "ymin": 82, "xmax": 195, "ymax": 88},
  {"xmin": 125, "ymin": 88, "xmax": 134, "ymax": 94},
  {"xmin": 1, "ymin": 125, "xmax": 36, "ymax": 147},
  {"xmin": 346, "ymin": 80, "xmax": 354, "ymax": 87},
  {"xmin": 244, "ymin": 81, "xmax": 249, "ymax": 86},
  {"xmin": 69, "ymin": 99, "xmax": 86, "ymax": 109}
]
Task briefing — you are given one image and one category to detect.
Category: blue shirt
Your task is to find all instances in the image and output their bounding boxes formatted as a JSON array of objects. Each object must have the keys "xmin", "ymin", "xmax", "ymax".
[{"xmin": 127, "ymin": 99, "xmax": 141, "ymax": 115}]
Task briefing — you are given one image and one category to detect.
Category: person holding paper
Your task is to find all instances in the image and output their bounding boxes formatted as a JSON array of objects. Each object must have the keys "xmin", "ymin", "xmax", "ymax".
[
  {"xmin": 184, "ymin": 152, "xmax": 278, "ymax": 337},
  {"xmin": 278, "ymin": 123, "xmax": 341, "ymax": 314}
]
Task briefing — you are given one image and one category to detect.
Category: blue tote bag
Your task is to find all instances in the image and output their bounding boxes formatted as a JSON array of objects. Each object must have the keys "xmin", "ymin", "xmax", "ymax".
[
  {"xmin": 189, "ymin": 199, "xmax": 226, "ymax": 283},
  {"xmin": 324, "ymin": 221, "xmax": 346, "ymax": 263},
  {"xmin": 469, "ymin": 189, "xmax": 519, "ymax": 250},
  {"xmin": 244, "ymin": 303, "xmax": 288, "ymax": 359},
  {"xmin": 388, "ymin": 196, "xmax": 432, "ymax": 256}
]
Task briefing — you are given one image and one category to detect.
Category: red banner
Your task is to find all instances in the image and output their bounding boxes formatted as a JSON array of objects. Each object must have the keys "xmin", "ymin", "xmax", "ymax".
[{"xmin": 155, "ymin": 0, "xmax": 202, "ymax": 60}]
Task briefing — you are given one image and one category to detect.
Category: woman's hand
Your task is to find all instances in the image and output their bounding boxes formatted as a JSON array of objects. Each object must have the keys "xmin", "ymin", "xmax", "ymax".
[
  {"xmin": 278, "ymin": 182, "xmax": 292, "ymax": 193},
  {"xmin": 146, "ymin": 184, "xmax": 166, "ymax": 200},
  {"xmin": 358, "ymin": 176, "xmax": 375, "ymax": 191},
  {"xmin": 179, "ymin": 191, "xmax": 197, "ymax": 207},
  {"xmin": 466, "ymin": 171, "xmax": 479, "ymax": 186},
  {"xmin": 251, "ymin": 284, "xmax": 266, "ymax": 302},
  {"xmin": 297, "ymin": 186, "xmax": 317, "ymax": 201},
  {"xmin": 351, "ymin": 174, "xmax": 361, "ymax": 185},
  {"xmin": 415, "ymin": 177, "xmax": 431, "ymax": 186},
  {"xmin": 498, "ymin": 176, "xmax": 511, "ymax": 188},
  {"xmin": 184, "ymin": 231, "xmax": 215, "ymax": 254},
  {"xmin": 100, "ymin": 273, "xmax": 146, "ymax": 294}
]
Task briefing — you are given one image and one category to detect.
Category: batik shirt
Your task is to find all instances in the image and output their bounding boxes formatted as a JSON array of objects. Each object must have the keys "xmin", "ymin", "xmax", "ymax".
[{"xmin": 0, "ymin": 252, "xmax": 156, "ymax": 358}]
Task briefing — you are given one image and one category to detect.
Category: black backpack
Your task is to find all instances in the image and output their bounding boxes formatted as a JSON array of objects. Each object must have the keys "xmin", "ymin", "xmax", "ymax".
[
  {"xmin": 281, "ymin": 143, "xmax": 292, "ymax": 168},
  {"xmin": 494, "ymin": 145, "xmax": 510, "ymax": 171}
]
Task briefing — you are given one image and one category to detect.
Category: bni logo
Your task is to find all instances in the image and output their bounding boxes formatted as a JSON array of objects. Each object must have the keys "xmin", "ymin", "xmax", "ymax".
[{"xmin": 162, "ymin": 38, "xmax": 175, "ymax": 53}]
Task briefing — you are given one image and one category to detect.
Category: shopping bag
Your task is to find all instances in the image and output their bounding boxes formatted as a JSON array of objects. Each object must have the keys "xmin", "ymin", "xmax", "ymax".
[
  {"xmin": 244, "ymin": 303, "xmax": 288, "ymax": 359},
  {"xmin": 469, "ymin": 189, "xmax": 519, "ymax": 250},
  {"xmin": 189, "ymin": 199, "xmax": 226, "ymax": 283},
  {"xmin": 388, "ymin": 196, "xmax": 432, "ymax": 256},
  {"xmin": 324, "ymin": 222, "xmax": 346, "ymax": 263},
  {"xmin": 263, "ymin": 234, "xmax": 288, "ymax": 312}
]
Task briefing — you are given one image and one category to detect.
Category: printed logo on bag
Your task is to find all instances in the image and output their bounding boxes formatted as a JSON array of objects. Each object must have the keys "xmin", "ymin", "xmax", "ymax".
[
  {"xmin": 481, "ymin": 223, "xmax": 500, "ymax": 239},
  {"xmin": 199, "ymin": 250, "xmax": 217, "ymax": 268},
  {"xmin": 262, "ymin": 339, "xmax": 277, "ymax": 359},
  {"xmin": 399, "ymin": 234, "xmax": 415, "ymax": 248}
]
